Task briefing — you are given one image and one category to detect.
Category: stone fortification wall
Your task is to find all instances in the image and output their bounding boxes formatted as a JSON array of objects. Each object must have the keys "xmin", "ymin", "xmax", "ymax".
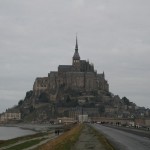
[
  {"xmin": 33, "ymin": 77, "xmax": 48, "ymax": 95},
  {"xmin": 48, "ymin": 72, "xmax": 58, "ymax": 90},
  {"xmin": 65, "ymin": 72, "xmax": 85, "ymax": 90},
  {"xmin": 97, "ymin": 74, "xmax": 109, "ymax": 92},
  {"xmin": 33, "ymin": 70, "xmax": 109, "ymax": 98},
  {"xmin": 49, "ymin": 71, "xmax": 98, "ymax": 92},
  {"xmin": 84, "ymin": 72, "xmax": 96, "ymax": 91}
]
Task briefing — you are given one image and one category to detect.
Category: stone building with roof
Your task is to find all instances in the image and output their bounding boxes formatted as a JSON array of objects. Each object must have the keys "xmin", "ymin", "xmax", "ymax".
[{"xmin": 33, "ymin": 37, "xmax": 109, "ymax": 101}]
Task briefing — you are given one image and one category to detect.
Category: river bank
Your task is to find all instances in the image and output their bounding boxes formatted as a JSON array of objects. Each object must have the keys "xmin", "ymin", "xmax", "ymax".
[
  {"xmin": 0, "ymin": 123, "xmax": 73, "ymax": 150},
  {"xmin": 0, "ymin": 126, "xmax": 36, "ymax": 140},
  {"xmin": 1, "ymin": 123, "xmax": 62, "ymax": 131},
  {"xmin": 0, "ymin": 123, "xmax": 62, "ymax": 140}
]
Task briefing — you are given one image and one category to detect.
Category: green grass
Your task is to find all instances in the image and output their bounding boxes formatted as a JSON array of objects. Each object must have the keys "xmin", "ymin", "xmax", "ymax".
[
  {"xmin": 36, "ymin": 124, "xmax": 84, "ymax": 150},
  {"xmin": 0, "ymin": 132, "xmax": 48, "ymax": 148},
  {"xmin": 56, "ymin": 131, "xmax": 81, "ymax": 150},
  {"xmin": 5, "ymin": 138, "xmax": 46, "ymax": 150},
  {"xmin": 54, "ymin": 125, "xmax": 84, "ymax": 150}
]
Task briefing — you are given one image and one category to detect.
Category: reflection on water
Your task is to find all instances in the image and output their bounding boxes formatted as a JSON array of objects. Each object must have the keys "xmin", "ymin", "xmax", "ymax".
[{"xmin": 0, "ymin": 126, "xmax": 36, "ymax": 140}]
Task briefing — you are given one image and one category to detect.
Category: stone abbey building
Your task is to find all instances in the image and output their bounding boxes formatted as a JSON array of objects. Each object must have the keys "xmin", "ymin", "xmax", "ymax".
[
  {"xmin": 5, "ymin": 38, "xmax": 149, "ymax": 122},
  {"xmin": 33, "ymin": 37, "xmax": 109, "ymax": 101}
]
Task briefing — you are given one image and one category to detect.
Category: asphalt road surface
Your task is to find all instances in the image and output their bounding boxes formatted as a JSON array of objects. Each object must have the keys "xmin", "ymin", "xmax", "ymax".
[{"xmin": 92, "ymin": 124, "xmax": 150, "ymax": 150}]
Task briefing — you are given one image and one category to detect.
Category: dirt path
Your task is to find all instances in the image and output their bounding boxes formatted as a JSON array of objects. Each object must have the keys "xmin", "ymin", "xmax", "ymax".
[{"xmin": 71, "ymin": 125, "xmax": 105, "ymax": 150}]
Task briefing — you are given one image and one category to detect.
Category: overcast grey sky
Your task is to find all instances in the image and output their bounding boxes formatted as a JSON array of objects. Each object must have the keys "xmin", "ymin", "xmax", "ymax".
[{"xmin": 0, "ymin": 0, "xmax": 150, "ymax": 113}]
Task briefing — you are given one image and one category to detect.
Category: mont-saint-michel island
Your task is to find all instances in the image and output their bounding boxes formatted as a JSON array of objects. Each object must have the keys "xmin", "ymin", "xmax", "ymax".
[
  {"xmin": 0, "ymin": 38, "xmax": 150, "ymax": 149},
  {"xmin": 0, "ymin": 37, "xmax": 150, "ymax": 125},
  {"xmin": 1, "ymin": 0, "xmax": 150, "ymax": 149}
]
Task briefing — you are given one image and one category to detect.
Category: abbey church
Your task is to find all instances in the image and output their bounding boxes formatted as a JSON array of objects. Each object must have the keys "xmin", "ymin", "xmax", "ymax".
[
  {"xmin": 33, "ymin": 37, "xmax": 109, "ymax": 101},
  {"xmin": 3, "ymin": 38, "xmax": 144, "ymax": 123}
]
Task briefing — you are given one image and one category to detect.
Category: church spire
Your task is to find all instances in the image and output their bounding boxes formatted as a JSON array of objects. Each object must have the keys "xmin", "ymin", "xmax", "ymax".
[
  {"xmin": 73, "ymin": 35, "xmax": 80, "ymax": 70},
  {"xmin": 73, "ymin": 35, "xmax": 80, "ymax": 60},
  {"xmin": 75, "ymin": 35, "xmax": 78, "ymax": 52}
]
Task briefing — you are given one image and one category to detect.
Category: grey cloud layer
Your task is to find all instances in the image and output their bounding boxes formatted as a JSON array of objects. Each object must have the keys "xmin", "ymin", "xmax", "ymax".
[{"xmin": 0, "ymin": 0, "xmax": 150, "ymax": 112}]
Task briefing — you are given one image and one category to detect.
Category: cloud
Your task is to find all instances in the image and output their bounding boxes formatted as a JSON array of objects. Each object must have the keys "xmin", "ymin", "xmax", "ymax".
[{"xmin": 0, "ymin": 0, "xmax": 150, "ymax": 112}]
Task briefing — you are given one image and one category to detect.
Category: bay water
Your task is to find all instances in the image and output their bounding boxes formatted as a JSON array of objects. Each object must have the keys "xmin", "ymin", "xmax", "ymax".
[{"xmin": 0, "ymin": 126, "xmax": 36, "ymax": 140}]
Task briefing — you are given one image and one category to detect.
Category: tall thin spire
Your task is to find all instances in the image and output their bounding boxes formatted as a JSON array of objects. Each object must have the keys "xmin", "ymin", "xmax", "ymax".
[
  {"xmin": 73, "ymin": 35, "xmax": 80, "ymax": 60},
  {"xmin": 75, "ymin": 35, "xmax": 78, "ymax": 51}
]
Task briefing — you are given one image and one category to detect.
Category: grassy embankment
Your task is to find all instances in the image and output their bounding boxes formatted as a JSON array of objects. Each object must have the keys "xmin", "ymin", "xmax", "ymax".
[
  {"xmin": 35, "ymin": 123, "xmax": 83, "ymax": 150},
  {"xmin": 3, "ymin": 138, "xmax": 46, "ymax": 150},
  {"xmin": 90, "ymin": 125, "xmax": 115, "ymax": 150},
  {"xmin": 0, "ymin": 132, "xmax": 48, "ymax": 149}
]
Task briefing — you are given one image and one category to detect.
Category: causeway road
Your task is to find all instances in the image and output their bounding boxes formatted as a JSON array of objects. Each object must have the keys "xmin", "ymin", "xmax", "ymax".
[
  {"xmin": 92, "ymin": 124, "xmax": 150, "ymax": 150},
  {"xmin": 71, "ymin": 125, "xmax": 105, "ymax": 150}
]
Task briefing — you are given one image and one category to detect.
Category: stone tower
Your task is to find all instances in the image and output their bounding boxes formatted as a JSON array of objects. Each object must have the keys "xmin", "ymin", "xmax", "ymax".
[{"xmin": 72, "ymin": 36, "xmax": 80, "ymax": 71}]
